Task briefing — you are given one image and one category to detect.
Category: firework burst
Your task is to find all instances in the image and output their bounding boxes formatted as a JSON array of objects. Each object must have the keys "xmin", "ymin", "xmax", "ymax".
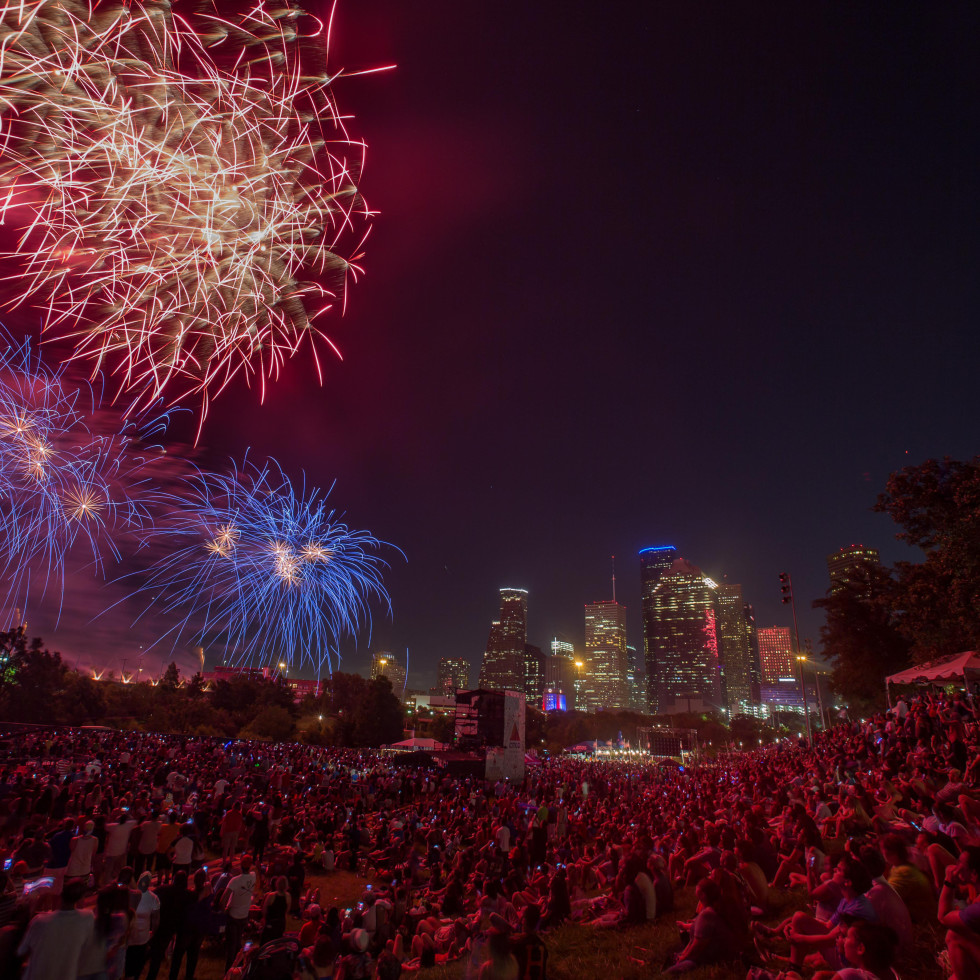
[
  {"xmin": 0, "ymin": 0, "xmax": 373, "ymax": 418},
  {"xmin": 135, "ymin": 456, "xmax": 394, "ymax": 673},
  {"xmin": 0, "ymin": 338, "xmax": 170, "ymax": 618}
]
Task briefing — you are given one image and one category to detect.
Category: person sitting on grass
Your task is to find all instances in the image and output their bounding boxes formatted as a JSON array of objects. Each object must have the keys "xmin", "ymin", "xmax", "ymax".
[
  {"xmin": 783, "ymin": 855, "xmax": 877, "ymax": 972},
  {"xmin": 938, "ymin": 846, "xmax": 980, "ymax": 980},
  {"xmin": 665, "ymin": 877, "xmax": 740, "ymax": 974},
  {"xmin": 880, "ymin": 833, "xmax": 936, "ymax": 922},
  {"xmin": 832, "ymin": 921, "xmax": 900, "ymax": 980}
]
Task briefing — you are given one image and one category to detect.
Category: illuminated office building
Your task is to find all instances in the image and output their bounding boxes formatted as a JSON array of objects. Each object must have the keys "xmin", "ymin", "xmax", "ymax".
[
  {"xmin": 371, "ymin": 651, "xmax": 407, "ymax": 698},
  {"xmin": 640, "ymin": 545, "xmax": 678, "ymax": 711},
  {"xmin": 522, "ymin": 644, "xmax": 545, "ymax": 701},
  {"xmin": 550, "ymin": 639, "xmax": 575, "ymax": 659},
  {"xmin": 437, "ymin": 657, "xmax": 469, "ymax": 696},
  {"xmin": 826, "ymin": 544, "xmax": 881, "ymax": 595},
  {"xmin": 583, "ymin": 600, "xmax": 629, "ymax": 711},
  {"xmin": 478, "ymin": 588, "xmax": 528, "ymax": 690},
  {"xmin": 626, "ymin": 643, "xmax": 644, "ymax": 711},
  {"xmin": 544, "ymin": 639, "xmax": 576, "ymax": 709},
  {"xmin": 644, "ymin": 557, "xmax": 723, "ymax": 713},
  {"xmin": 717, "ymin": 584, "xmax": 756, "ymax": 710},
  {"xmin": 757, "ymin": 626, "xmax": 794, "ymax": 683},
  {"xmin": 757, "ymin": 625, "xmax": 803, "ymax": 711}
]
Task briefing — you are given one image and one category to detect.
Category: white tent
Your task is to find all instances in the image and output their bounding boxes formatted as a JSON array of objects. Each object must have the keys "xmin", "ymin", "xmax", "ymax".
[
  {"xmin": 385, "ymin": 737, "xmax": 449, "ymax": 752},
  {"xmin": 885, "ymin": 651, "xmax": 980, "ymax": 703}
]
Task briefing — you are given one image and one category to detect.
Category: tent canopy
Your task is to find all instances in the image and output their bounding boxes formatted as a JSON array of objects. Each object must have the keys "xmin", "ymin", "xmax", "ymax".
[
  {"xmin": 886, "ymin": 651, "xmax": 980, "ymax": 687},
  {"xmin": 385, "ymin": 737, "xmax": 449, "ymax": 751}
]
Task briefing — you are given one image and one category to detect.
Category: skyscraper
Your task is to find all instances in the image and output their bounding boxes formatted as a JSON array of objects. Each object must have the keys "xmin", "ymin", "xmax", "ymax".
[
  {"xmin": 478, "ymin": 588, "xmax": 528, "ymax": 690},
  {"xmin": 544, "ymin": 639, "xmax": 576, "ymax": 710},
  {"xmin": 826, "ymin": 544, "xmax": 881, "ymax": 594},
  {"xmin": 644, "ymin": 557, "xmax": 723, "ymax": 713},
  {"xmin": 743, "ymin": 602, "xmax": 762, "ymax": 702},
  {"xmin": 522, "ymin": 644, "xmax": 545, "ymax": 701},
  {"xmin": 371, "ymin": 651, "xmax": 407, "ymax": 698},
  {"xmin": 717, "ymin": 584, "xmax": 754, "ymax": 710},
  {"xmin": 757, "ymin": 626, "xmax": 794, "ymax": 683},
  {"xmin": 437, "ymin": 657, "xmax": 469, "ymax": 696},
  {"xmin": 757, "ymin": 625, "xmax": 802, "ymax": 711},
  {"xmin": 640, "ymin": 545, "xmax": 678, "ymax": 711},
  {"xmin": 626, "ymin": 643, "xmax": 644, "ymax": 711},
  {"xmin": 583, "ymin": 600, "xmax": 629, "ymax": 711}
]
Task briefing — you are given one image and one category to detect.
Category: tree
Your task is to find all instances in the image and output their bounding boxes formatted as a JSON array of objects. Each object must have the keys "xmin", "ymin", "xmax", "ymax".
[
  {"xmin": 874, "ymin": 457, "xmax": 980, "ymax": 661},
  {"xmin": 317, "ymin": 673, "xmax": 404, "ymax": 747},
  {"xmin": 813, "ymin": 562, "xmax": 910, "ymax": 715},
  {"xmin": 352, "ymin": 678, "xmax": 404, "ymax": 747},
  {"xmin": 159, "ymin": 661, "xmax": 181, "ymax": 691},
  {"xmin": 59, "ymin": 673, "xmax": 107, "ymax": 725},
  {"xmin": 243, "ymin": 705, "xmax": 296, "ymax": 741},
  {"xmin": 430, "ymin": 712, "xmax": 456, "ymax": 745},
  {"xmin": 0, "ymin": 629, "xmax": 70, "ymax": 722},
  {"xmin": 187, "ymin": 673, "xmax": 207, "ymax": 699},
  {"xmin": 729, "ymin": 714, "xmax": 776, "ymax": 747}
]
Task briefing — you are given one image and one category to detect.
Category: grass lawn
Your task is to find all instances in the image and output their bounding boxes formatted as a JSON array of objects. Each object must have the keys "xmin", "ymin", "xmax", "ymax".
[{"xmin": 187, "ymin": 869, "xmax": 945, "ymax": 980}]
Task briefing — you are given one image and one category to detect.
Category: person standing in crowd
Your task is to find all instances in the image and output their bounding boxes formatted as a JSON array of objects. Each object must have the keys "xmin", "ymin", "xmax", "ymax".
[
  {"xmin": 65, "ymin": 820, "xmax": 99, "ymax": 885},
  {"xmin": 125, "ymin": 872, "xmax": 160, "ymax": 980},
  {"xmin": 103, "ymin": 812, "xmax": 137, "ymax": 886},
  {"xmin": 169, "ymin": 868, "xmax": 212, "ymax": 980},
  {"xmin": 17, "ymin": 879, "xmax": 94, "ymax": 980},
  {"xmin": 155, "ymin": 816, "xmax": 179, "ymax": 885},
  {"xmin": 44, "ymin": 818, "xmax": 75, "ymax": 896},
  {"xmin": 77, "ymin": 885, "xmax": 128, "ymax": 980},
  {"xmin": 145, "ymin": 870, "xmax": 191, "ymax": 980},
  {"xmin": 223, "ymin": 854, "xmax": 257, "ymax": 970},
  {"xmin": 169, "ymin": 825, "xmax": 195, "ymax": 879},
  {"xmin": 260, "ymin": 875, "xmax": 290, "ymax": 944},
  {"xmin": 135, "ymin": 813, "xmax": 161, "ymax": 878},
  {"xmin": 220, "ymin": 804, "xmax": 243, "ymax": 861}
]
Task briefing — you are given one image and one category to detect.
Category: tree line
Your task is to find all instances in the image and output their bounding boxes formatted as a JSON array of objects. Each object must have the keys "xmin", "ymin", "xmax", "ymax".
[
  {"xmin": 816, "ymin": 456, "xmax": 980, "ymax": 716},
  {"xmin": 0, "ymin": 629, "xmax": 404, "ymax": 747}
]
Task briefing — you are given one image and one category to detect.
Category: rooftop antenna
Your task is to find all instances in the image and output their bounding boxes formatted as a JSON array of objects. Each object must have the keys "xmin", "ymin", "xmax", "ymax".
[{"xmin": 611, "ymin": 554, "xmax": 616, "ymax": 601}]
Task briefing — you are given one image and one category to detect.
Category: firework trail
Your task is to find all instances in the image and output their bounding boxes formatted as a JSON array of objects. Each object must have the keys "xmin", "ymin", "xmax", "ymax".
[
  {"xmin": 0, "ymin": 338, "xmax": 171, "ymax": 619},
  {"xmin": 0, "ymin": 0, "xmax": 373, "ymax": 419},
  {"xmin": 133, "ymin": 455, "xmax": 394, "ymax": 673}
]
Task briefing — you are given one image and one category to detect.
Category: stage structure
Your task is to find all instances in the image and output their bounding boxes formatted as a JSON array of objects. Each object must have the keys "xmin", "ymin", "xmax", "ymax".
[
  {"xmin": 455, "ymin": 688, "xmax": 526, "ymax": 782},
  {"xmin": 637, "ymin": 726, "xmax": 699, "ymax": 763}
]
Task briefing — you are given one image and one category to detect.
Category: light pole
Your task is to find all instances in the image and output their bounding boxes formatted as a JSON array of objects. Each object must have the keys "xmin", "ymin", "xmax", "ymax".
[{"xmin": 796, "ymin": 655, "xmax": 812, "ymax": 744}]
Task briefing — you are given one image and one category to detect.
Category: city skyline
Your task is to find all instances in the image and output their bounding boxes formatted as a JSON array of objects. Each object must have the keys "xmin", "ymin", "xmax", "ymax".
[{"xmin": 3, "ymin": 1, "xmax": 976, "ymax": 690}]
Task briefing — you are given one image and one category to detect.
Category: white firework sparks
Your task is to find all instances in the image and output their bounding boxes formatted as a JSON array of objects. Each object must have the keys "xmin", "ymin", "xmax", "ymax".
[{"xmin": 0, "ymin": 0, "xmax": 374, "ymax": 416}]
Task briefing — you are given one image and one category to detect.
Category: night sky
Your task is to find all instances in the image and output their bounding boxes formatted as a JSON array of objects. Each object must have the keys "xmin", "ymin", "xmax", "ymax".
[{"xmin": 13, "ymin": 2, "xmax": 980, "ymax": 687}]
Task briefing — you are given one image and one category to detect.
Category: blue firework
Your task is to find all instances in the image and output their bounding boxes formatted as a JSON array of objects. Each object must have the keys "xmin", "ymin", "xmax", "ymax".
[
  {"xmin": 137, "ymin": 456, "xmax": 394, "ymax": 673},
  {"xmin": 0, "ymin": 338, "xmax": 167, "ymax": 619}
]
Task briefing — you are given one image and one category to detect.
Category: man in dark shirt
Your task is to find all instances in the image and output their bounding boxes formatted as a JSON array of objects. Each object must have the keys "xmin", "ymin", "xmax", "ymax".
[
  {"xmin": 0, "ymin": 872, "xmax": 18, "ymax": 929},
  {"xmin": 145, "ymin": 870, "xmax": 193, "ymax": 980},
  {"xmin": 45, "ymin": 819, "xmax": 75, "ymax": 893}
]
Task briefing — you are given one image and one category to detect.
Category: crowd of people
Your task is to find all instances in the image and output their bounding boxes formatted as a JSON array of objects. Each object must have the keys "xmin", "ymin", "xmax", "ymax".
[{"xmin": 0, "ymin": 687, "xmax": 976, "ymax": 980}]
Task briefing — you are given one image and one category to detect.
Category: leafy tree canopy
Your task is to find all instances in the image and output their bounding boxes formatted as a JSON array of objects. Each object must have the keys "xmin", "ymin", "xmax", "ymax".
[
  {"xmin": 814, "ymin": 562, "xmax": 911, "ymax": 715},
  {"xmin": 875, "ymin": 456, "xmax": 980, "ymax": 661}
]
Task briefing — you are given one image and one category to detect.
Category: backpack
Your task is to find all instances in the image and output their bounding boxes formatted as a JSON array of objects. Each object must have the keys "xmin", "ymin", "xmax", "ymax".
[{"xmin": 242, "ymin": 938, "xmax": 300, "ymax": 980}]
